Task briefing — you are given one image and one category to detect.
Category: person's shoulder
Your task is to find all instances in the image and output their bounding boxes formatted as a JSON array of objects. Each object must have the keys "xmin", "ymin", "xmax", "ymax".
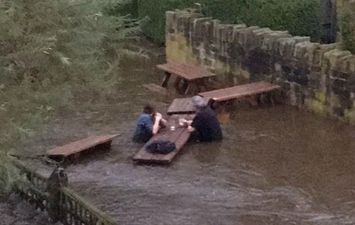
[
  {"xmin": 200, "ymin": 106, "xmax": 215, "ymax": 114},
  {"xmin": 138, "ymin": 113, "xmax": 152, "ymax": 121}
]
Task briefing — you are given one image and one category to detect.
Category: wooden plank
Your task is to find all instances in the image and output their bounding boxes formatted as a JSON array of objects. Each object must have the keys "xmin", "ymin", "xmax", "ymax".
[
  {"xmin": 132, "ymin": 124, "xmax": 191, "ymax": 164},
  {"xmin": 47, "ymin": 134, "xmax": 118, "ymax": 157},
  {"xmin": 157, "ymin": 62, "xmax": 215, "ymax": 81},
  {"xmin": 167, "ymin": 97, "xmax": 196, "ymax": 115},
  {"xmin": 199, "ymin": 81, "xmax": 281, "ymax": 102},
  {"xmin": 161, "ymin": 129, "xmax": 190, "ymax": 162}
]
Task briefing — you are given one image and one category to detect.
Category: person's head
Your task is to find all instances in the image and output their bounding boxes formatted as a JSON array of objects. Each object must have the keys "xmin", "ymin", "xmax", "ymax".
[
  {"xmin": 192, "ymin": 95, "xmax": 207, "ymax": 110},
  {"xmin": 143, "ymin": 104, "xmax": 155, "ymax": 115}
]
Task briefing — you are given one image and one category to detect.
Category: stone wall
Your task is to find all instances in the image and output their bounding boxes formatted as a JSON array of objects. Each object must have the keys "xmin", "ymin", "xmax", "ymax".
[{"xmin": 165, "ymin": 9, "xmax": 355, "ymax": 123}]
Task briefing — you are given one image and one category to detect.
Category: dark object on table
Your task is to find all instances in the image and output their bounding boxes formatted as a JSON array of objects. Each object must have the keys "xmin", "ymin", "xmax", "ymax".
[{"xmin": 145, "ymin": 140, "xmax": 176, "ymax": 154}]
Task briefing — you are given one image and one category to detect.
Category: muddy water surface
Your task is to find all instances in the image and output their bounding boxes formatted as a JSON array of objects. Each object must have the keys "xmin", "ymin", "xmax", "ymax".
[{"xmin": 20, "ymin": 44, "xmax": 355, "ymax": 225}]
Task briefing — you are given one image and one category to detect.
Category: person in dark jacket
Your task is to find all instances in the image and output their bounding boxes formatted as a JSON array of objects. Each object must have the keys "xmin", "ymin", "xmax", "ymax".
[
  {"xmin": 185, "ymin": 96, "xmax": 222, "ymax": 142},
  {"xmin": 132, "ymin": 104, "xmax": 166, "ymax": 143}
]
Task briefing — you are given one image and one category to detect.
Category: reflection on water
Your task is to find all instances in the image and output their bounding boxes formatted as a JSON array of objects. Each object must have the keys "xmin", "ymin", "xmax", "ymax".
[{"xmin": 23, "ymin": 44, "xmax": 355, "ymax": 225}]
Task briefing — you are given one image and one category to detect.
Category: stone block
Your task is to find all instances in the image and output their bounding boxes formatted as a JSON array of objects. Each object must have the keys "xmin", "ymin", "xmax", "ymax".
[
  {"xmin": 166, "ymin": 11, "xmax": 177, "ymax": 34},
  {"xmin": 262, "ymin": 31, "xmax": 291, "ymax": 52},
  {"xmin": 252, "ymin": 28, "xmax": 273, "ymax": 49},
  {"xmin": 314, "ymin": 44, "xmax": 337, "ymax": 68},
  {"xmin": 192, "ymin": 17, "xmax": 213, "ymax": 44},
  {"xmin": 277, "ymin": 36, "xmax": 310, "ymax": 59},
  {"xmin": 323, "ymin": 49, "xmax": 352, "ymax": 71}
]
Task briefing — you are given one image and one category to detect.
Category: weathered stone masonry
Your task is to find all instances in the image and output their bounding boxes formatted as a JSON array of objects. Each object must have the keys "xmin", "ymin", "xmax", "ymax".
[{"xmin": 165, "ymin": 9, "xmax": 355, "ymax": 123}]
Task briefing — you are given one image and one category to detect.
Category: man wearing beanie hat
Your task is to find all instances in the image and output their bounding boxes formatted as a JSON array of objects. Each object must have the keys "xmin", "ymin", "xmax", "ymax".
[{"xmin": 186, "ymin": 95, "xmax": 222, "ymax": 142}]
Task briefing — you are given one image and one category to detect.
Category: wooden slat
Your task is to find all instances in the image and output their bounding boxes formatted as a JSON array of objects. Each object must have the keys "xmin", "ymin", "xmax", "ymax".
[
  {"xmin": 47, "ymin": 134, "xmax": 118, "ymax": 157},
  {"xmin": 157, "ymin": 62, "xmax": 215, "ymax": 81},
  {"xmin": 167, "ymin": 97, "xmax": 196, "ymax": 115},
  {"xmin": 199, "ymin": 81, "xmax": 281, "ymax": 102}
]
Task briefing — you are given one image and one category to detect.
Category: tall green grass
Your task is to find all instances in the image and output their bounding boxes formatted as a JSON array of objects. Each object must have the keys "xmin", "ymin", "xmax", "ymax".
[{"xmin": 0, "ymin": 0, "xmax": 138, "ymax": 192}]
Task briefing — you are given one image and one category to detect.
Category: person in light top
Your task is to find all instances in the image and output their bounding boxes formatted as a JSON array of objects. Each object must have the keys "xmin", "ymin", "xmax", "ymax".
[{"xmin": 132, "ymin": 104, "xmax": 166, "ymax": 143}]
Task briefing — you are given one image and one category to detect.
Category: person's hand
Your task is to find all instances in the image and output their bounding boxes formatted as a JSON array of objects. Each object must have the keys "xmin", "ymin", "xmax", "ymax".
[
  {"xmin": 178, "ymin": 118, "xmax": 187, "ymax": 127},
  {"xmin": 187, "ymin": 125, "xmax": 195, "ymax": 132},
  {"xmin": 185, "ymin": 120, "xmax": 193, "ymax": 126}
]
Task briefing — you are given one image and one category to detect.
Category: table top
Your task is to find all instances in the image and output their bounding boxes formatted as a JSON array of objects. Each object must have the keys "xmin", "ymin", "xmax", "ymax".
[
  {"xmin": 132, "ymin": 127, "xmax": 191, "ymax": 164},
  {"xmin": 157, "ymin": 62, "xmax": 215, "ymax": 81},
  {"xmin": 199, "ymin": 81, "xmax": 281, "ymax": 102},
  {"xmin": 167, "ymin": 97, "xmax": 196, "ymax": 115}
]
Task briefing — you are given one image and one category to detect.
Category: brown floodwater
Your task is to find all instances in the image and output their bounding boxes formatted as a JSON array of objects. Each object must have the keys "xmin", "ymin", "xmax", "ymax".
[{"xmin": 14, "ymin": 42, "xmax": 355, "ymax": 225}]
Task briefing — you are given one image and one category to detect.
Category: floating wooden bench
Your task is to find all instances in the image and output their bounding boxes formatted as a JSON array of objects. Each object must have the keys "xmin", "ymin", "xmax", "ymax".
[
  {"xmin": 143, "ymin": 83, "xmax": 169, "ymax": 96},
  {"xmin": 132, "ymin": 115, "xmax": 192, "ymax": 164},
  {"xmin": 167, "ymin": 97, "xmax": 196, "ymax": 115},
  {"xmin": 199, "ymin": 81, "xmax": 281, "ymax": 103},
  {"xmin": 47, "ymin": 134, "xmax": 118, "ymax": 161}
]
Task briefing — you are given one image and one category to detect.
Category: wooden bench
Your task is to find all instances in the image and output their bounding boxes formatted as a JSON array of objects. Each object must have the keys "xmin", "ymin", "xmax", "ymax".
[
  {"xmin": 132, "ymin": 115, "xmax": 193, "ymax": 164},
  {"xmin": 199, "ymin": 81, "xmax": 281, "ymax": 105},
  {"xmin": 157, "ymin": 62, "xmax": 216, "ymax": 94},
  {"xmin": 47, "ymin": 134, "xmax": 118, "ymax": 161}
]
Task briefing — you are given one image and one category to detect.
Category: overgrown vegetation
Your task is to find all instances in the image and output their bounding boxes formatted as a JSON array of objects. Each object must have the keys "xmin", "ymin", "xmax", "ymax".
[
  {"xmin": 341, "ymin": 13, "xmax": 355, "ymax": 54},
  {"xmin": 110, "ymin": 0, "xmax": 321, "ymax": 44},
  {"xmin": 0, "ymin": 0, "xmax": 138, "ymax": 191}
]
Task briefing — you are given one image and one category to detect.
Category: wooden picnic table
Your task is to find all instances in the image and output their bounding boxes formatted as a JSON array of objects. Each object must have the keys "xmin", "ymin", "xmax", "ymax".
[
  {"xmin": 157, "ymin": 62, "xmax": 216, "ymax": 95},
  {"xmin": 47, "ymin": 134, "xmax": 118, "ymax": 161},
  {"xmin": 132, "ymin": 115, "xmax": 194, "ymax": 164},
  {"xmin": 199, "ymin": 81, "xmax": 281, "ymax": 103}
]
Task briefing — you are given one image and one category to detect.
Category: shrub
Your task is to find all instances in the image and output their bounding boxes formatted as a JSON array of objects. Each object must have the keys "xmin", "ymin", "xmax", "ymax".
[
  {"xmin": 137, "ymin": 0, "xmax": 196, "ymax": 44},
  {"xmin": 134, "ymin": 0, "xmax": 321, "ymax": 44},
  {"xmin": 341, "ymin": 13, "xmax": 355, "ymax": 54}
]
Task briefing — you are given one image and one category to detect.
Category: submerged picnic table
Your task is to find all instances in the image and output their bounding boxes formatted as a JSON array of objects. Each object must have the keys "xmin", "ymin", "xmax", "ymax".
[
  {"xmin": 199, "ymin": 81, "xmax": 281, "ymax": 103},
  {"xmin": 132, "ymin": 115, "xmax": 194, "ymax": 164},
  {"xmin": 165, "ymin": 81, "xmax": 281, "ymax": 115},
  {"xmin": 157, "ymin": 62, "xmax": 216, "ymax": 94}
]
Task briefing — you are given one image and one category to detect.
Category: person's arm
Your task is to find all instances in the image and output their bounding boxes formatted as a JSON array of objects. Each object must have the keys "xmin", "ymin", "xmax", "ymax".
[{"xmin": 152, "ymin": 113, "xmax": 162, "ymax": 134}]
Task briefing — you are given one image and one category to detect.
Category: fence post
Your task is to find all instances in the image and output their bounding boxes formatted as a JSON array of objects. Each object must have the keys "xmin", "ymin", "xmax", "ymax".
[{"xmin": 47, "ymin": 167, "xmax": 68, "ymax": 222}]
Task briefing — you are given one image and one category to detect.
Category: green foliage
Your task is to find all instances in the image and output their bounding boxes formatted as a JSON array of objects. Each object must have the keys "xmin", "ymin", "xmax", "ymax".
[
  {"xmin": 105, "ymin": 0, "xmax": 139, "ymax": 18},
  {"xmin": 134, "ymin": 0, "xmax": 321, "ymax": 44},
  {"xmin": 0, "ymin": 0, "xmax": 137, "ymax": 191},
  {"xmin": 341, "ymin": 13, "xmax": 355, "ymax": 54},
  {"xmin": 137, "ymin": 0, "xmax": 196, "ymax": 43}
]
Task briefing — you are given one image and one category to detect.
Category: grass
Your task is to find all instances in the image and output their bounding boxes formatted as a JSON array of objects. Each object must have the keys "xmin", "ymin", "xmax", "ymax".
[{"xmin": 0, "ymin": 0, "xmax": 140, "ymax": 192}]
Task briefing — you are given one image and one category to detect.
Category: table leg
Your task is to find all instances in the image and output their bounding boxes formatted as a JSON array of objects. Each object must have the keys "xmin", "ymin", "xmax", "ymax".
[
  {"xmin": 245, "ymin": 95, "xmax": 258, "ymax": 106},
  {"xmin": 161, "ymin": 72, "xmax": 171, "ymax": 88},
  {"xmin": 182, "ymin": 80, "xmax": 191, "ymax": 95},
  {"xmin": 174, "ymin": 77, "xmax": 182, "ymax": 92},
  {"xmin": 197, "ymin": 78, "xmax": 208, "ymax": 92}
]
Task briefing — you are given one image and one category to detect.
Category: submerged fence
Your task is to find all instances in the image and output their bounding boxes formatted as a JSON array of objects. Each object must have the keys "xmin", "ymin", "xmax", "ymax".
[{"xmin": 11, "ymin": 157, "xmax": 117, "ymax": 225}]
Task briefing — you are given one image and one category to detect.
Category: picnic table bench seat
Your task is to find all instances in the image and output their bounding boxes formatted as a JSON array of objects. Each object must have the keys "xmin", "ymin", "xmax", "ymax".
[
  {"xmin": 199, "ymin": 81, "xmax": 281, "ymax": 102},
  {"xmin": 47, "ymin": 134, "xmax": 118, "ymax": 161}
]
